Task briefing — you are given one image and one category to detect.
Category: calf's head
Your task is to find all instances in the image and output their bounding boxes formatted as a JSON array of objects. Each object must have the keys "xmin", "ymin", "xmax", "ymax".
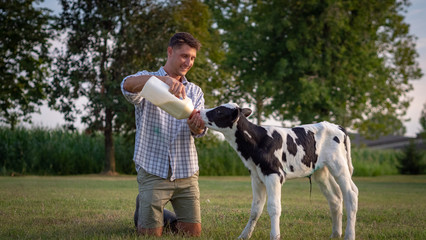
[{"xmin": 200, "ymin": 103, "xmax": 252, "ymax": 132}]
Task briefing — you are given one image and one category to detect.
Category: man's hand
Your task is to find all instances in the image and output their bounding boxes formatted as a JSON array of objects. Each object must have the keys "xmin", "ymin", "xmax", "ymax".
[
  {"xmin": 187, "ymin": 110, "xmax": 205, "ymax": 135},
  {"xmin": 162, "ymin": 76, "xmax": 186, "ymax": 99}
]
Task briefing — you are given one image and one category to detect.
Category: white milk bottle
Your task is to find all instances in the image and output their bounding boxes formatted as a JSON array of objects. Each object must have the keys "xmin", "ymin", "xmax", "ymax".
[{"xmin": 140, "ymin": 76, "xmax": 195, "ymax": 119}]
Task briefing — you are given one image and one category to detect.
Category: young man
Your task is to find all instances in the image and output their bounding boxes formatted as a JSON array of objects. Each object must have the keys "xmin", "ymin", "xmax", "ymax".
[{"xmin": 121, "ymin": 32, "xmax": 206, "ymax": 237}]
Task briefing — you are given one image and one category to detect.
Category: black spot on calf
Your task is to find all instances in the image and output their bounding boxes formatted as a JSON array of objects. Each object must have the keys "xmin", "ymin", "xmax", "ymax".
[
  {"xmin": 286, "ymin": 135, "xmax": 298, "ymax": 156},
  {"xmin": 338, "ymin": 125, "xmax": 347, "ymax": 135},
  {"xmin": 333, "ymin": 136, "xmax": 340, "ymax": 143},
  {"xmin": 235, "ymin": 116, "xmax": 284, "ymax": 177},
  {"xmin": 292, "ymin": 127, "xmax": 318, "ymax": 169},
  {"xmin": 338, "ymin": 125, "xmax": 348, "ymax": 153}
]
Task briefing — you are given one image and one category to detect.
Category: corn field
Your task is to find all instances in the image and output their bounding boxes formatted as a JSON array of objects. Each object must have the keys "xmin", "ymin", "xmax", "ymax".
[{"xmin": 0, "ymin": 127, "xmax": 402, "ymax": 176}]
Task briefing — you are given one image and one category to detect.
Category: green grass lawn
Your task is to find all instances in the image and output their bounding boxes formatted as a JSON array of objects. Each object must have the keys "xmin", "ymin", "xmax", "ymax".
[{"xmin": 0, "ymin": 175, "xmax": 425, "ymax": 239}]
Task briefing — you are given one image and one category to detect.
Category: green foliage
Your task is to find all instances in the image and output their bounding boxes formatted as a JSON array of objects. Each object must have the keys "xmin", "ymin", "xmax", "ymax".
[
  {"xmin": 396, "ymin": 140, "xmax": 426, "ymax": 174},
  {"xmin": 207, "ymin": 0, "xmax": 423, "ymax": 138},
  {"xmin": 0, "ymin": 0, "xmax": 53, "ymax": 129}
]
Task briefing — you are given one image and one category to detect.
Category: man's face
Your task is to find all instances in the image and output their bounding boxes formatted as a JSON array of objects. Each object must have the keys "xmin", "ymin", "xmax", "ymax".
[{"xmin": 167, "ymin": 44, "xmax": 197, "ymax": 77}]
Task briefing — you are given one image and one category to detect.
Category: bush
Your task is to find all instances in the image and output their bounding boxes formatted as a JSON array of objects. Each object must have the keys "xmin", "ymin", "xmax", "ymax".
[
  {"xmin": 115, "ymin": 134, "xmax": 137, "ymax": 175},
  {"xmin": 396, "ymin": 140, "xmax": 426, "ymax": 175}
]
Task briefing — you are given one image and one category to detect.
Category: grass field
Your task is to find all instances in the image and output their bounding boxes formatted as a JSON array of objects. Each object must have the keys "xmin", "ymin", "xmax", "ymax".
[{"xmin": 0, "ymin": 175, "xmax": 425, "ymax": 239}]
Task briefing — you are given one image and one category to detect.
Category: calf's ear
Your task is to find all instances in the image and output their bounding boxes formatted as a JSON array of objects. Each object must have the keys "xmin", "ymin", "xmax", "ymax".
[{"xmin": 241, "ymin": 108, "xmax": 252, "ymax": 117}]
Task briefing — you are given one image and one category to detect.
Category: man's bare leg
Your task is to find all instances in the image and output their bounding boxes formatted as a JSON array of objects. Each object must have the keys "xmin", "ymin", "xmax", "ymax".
[
  {"xmin": 176, "ymin": 222, "xmax": 202, "ymax": 237},
  {"xmin": 137, "ymin": 227, "xmax": 163, "ymax": 236}
]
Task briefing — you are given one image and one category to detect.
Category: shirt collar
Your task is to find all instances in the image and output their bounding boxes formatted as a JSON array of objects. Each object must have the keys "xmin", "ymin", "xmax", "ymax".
[{"xmin": 159, "ymin": 66, "xmax": 189, "ymax": 86}]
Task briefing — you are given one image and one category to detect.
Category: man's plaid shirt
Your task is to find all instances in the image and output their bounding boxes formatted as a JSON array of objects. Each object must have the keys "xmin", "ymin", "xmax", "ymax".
[{"xmin": 121, "ymin": 67, "xmax": 206, "ymax": 180}]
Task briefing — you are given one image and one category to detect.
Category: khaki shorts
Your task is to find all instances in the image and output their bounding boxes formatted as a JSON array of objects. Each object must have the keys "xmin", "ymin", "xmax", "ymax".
[{"xmin": 136, "ymin": 168, "xmax": 201, "ymax": 229}]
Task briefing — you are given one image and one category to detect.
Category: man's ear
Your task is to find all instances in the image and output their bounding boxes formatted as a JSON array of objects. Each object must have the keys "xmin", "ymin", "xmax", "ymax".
[
  {"xmin": 167, "ymin": 46, "xmax": 173, "ymax": 57},
  {"xmin": 241, "ymin": 108, "xmax": 252, "ymax": 117}
]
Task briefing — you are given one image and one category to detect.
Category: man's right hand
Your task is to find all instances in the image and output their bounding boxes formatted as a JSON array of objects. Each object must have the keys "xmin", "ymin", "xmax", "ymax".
[{"xmin": 162, "ymin": 76, "xmax": 187, "ymax": 99}]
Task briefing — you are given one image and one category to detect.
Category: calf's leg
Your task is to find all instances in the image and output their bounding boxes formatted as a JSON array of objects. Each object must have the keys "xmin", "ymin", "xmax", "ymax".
[
  {"xmin": 313, "ymin": 167, "xmax": 343, "ymax": 238},
  {"xmin": 239, "ymin": 173, "xmax": 267, "ymax": 239},
  {"xmin": 328, "ymin": 165, "xmax": 358, "ymax": 240},
  {"xmin": 264, "ymin": 174, "xmax": 282, "ymax": 240}
]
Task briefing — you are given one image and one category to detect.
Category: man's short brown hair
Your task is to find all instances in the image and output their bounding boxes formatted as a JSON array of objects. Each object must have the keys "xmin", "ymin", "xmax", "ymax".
[{"xmin": 169, "ymin": 32, "xmax": 201, "ymax": 51}]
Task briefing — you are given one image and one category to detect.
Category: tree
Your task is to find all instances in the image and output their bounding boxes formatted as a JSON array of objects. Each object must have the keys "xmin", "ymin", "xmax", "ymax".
[
  {"xmin": 50, "ymin": 0, "xmax": 225, "ymax": 174},
  {"xmin": 396, "ymin": 140, "xmax": 425, "ymax": 175},
  {"xmin": 170, "ymin": 0, "xmax": 228, "ymax": 108},
  {"xmin": 419, "ymin": 103, "xmax": 426, "ymax": 138},
  {"xmin": 207, "ymin": 0, "xmax": 422, "ymax": 138},
  {"xmin": 206, "ymin": 0, "xmax": 274, "ymax": 124},
  {"xmin": 0, "ymin": 0, "xmax": 52, "ymax": 129}
]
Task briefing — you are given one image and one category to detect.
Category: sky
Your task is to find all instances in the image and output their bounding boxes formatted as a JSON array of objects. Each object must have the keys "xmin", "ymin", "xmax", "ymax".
[{"xmin": 29, "ymin": 0, "xmax": 426, "ymax": 137}]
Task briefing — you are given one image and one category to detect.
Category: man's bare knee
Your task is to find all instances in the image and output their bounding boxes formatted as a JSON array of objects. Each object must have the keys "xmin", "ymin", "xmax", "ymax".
[{"xmin": 176, "ymin": 222, "xmax": 202, "ymax": 237}]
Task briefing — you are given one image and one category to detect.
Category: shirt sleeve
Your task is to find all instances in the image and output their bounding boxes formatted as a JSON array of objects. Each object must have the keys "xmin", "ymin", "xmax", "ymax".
[{"xmin": 120, "ymin": 71, "xmax": 149, "ymax": 105}]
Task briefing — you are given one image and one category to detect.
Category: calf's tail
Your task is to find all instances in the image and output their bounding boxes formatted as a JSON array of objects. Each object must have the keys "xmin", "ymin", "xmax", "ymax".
[{"xmin": 345, "ymin": 135, "xmax": 354, "ymax": 176}]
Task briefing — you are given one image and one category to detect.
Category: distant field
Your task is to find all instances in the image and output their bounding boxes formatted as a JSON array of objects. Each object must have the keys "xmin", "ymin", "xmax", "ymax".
[{"xmin": 0, "ymin": 175, "xmax": 425, "ymax": 239}]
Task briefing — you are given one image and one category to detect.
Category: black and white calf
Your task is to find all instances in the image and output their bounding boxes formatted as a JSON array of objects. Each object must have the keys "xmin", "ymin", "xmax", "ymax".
[{"xmin": 200, "ymin": 103, "xmax": 358, "ymax": 240}]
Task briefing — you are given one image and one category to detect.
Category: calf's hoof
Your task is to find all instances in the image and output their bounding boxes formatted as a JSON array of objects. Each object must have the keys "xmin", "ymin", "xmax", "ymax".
[
  {"xmin": 238, "ymin": 232, "xmax": 250, "ymax": 239},
  {"xmin": 270, "ymin": 233, "xmax": 280, "ymax": 240},
  {"xmin": 330, "ymin": 232, "xmax": 342, "ymax": 238}
]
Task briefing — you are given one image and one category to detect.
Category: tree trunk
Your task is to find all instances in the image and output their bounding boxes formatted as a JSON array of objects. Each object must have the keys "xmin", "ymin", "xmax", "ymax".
[
  {"xmin": 103, "ymin": 107, "xmax": 117, "ymax": 175},
  {"xmin": 100, "ymin": 34, "xmax": 116, "ymax": 176},
  {"xmin": 255, "ymin": 95, "xmax": 263, "ymax": 125}
]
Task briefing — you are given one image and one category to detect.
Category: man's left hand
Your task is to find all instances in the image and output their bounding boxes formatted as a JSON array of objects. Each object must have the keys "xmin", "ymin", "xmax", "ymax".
[{"xmin": 187, "ymin": 110, "xmax": 205, "ymax": 135}]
